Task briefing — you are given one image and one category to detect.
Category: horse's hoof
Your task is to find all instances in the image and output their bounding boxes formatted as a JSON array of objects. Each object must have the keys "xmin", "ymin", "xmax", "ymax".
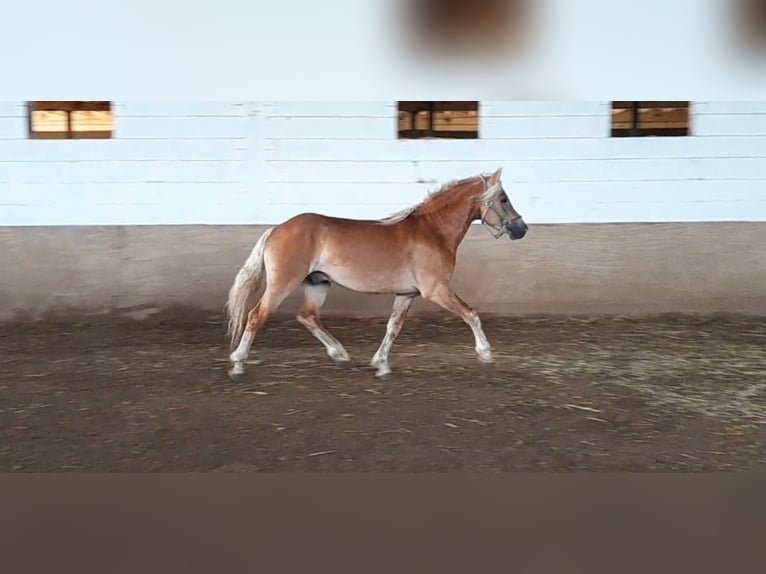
[
  {"xmin": 335, "ymin": 358, "xmax": 353, "ymax": 369},
  {"xmin": 479, "ymin": 360, "xmax": 496, "ymax": 371},
  {"xmin": 477, "ymin": 351, "xmax": 495, "ymax": 365},
  {"xmin": 228, "ymin": 367, "xmax": 246, "ymax": 382},
  {"xmin": 374, "ymin": 365, "xmax": 393, "ymax": 378}
]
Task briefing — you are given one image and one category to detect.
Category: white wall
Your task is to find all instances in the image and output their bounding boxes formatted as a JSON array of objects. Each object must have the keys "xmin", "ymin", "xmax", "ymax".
[
  {"xmin": 1, "ymin": 101, "xmax": 765, "ymax": 226},
  {"xmin": 0, "ymin": 102, "xmax": 260, "ymax": 225},
  {"xmin": 265, "ymin": 101, "xmax": 766, "ymax": 223}
]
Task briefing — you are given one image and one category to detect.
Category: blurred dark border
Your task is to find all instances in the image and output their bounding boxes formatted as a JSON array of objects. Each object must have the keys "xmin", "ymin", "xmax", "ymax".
[{"xmin": 1, "ymin": 474, "xmax": 764, "ymax": 573}]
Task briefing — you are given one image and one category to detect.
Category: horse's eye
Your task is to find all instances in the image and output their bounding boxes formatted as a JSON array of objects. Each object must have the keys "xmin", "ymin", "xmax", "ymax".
[{"xmin": 500, "ymin": 198, "xmax": 508, "ymax": 204}]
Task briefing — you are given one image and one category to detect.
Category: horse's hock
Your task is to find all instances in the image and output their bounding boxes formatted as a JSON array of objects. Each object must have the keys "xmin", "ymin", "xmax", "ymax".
[{"xmin": 1, "ymin": 221, "xmax": 766, "ymax": 323}]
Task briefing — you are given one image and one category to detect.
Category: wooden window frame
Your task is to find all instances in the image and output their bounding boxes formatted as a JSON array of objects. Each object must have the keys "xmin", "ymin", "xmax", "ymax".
[
  {"xmin": 27, "ymin": 101, "xmax": 114, "ymax": 139},
  {"xmin": 397, "ymin": 101, "xmax": 480, "ymax": 139},
  {"xmin": 611, "ymin": 101, "xmax": 691, "ymax": 137}
]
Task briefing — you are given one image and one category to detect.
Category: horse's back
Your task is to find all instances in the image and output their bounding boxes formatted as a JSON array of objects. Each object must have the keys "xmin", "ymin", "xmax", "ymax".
[
  {"xmin": 277, "ymin": 211, "xmax": 401, "ymax": 238},
  {"xmin": 269, "ymin": 211, "xmax": 403, "ymax": 261}
]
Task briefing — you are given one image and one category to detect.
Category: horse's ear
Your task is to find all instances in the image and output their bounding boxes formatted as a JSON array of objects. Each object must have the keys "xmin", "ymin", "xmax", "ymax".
[{"xmin": 490, "ymin": 167, "xmax": 503, "ymax": 184}]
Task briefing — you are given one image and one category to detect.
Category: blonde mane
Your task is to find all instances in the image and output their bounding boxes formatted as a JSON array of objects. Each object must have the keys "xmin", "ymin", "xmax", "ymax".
[{"xmin": 379, "ymin": 173, "xmax": 498, "ymax": 226}]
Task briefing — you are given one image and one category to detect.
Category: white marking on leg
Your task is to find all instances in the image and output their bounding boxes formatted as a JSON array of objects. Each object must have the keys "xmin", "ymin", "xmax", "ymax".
[
  {"xmin": 230, "ymin": 330, "xmax": 254, "ymax": 363},
  {"xmin": 297, "ymin": 282, "xmax": 351, "ymax": 364},
  {"xmin": 296, "ymin": 315, "xmax": 351, "ymax": 363},
  {"xmin": 467, "ymin": 311, "xmax": 493, "ymax": 363},
  {"xmin": 229, "ymin": 330, "xmax": 254, "ymax": 376},
  {"xmin": 371, "ymin": 295, "xmax": 415, "ymax": 377},
  {"xmin": 371, "ymin": 329, "xmax": 395, "ymax": 377},
  {"xmin": 423, "ymin": 285, "xmax": 493, "ymax": 363}
]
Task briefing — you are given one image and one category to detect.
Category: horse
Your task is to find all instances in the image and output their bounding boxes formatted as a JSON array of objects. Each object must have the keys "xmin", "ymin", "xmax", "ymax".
[{"xmin": 225, "ymin": 167, "xmax": 528, "ymax": 379}]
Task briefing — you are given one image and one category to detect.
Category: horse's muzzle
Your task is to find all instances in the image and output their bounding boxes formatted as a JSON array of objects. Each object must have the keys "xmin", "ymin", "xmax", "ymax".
[{"xmin": 507, "ymin": 218, "xmax": 528, "ymax": 240}]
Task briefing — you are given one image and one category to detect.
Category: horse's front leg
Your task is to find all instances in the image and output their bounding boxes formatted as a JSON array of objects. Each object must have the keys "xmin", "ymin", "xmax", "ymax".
[
  {"xmin": 370, "ymin": 294, "xmax": 416, "ymax": 377},
  {"xmin": 421, "ymin": 284, "xmax": 493, "ymax": 364}
]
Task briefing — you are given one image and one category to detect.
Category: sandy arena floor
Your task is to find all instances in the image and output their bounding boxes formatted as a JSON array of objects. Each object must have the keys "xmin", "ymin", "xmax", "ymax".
[{"xmin": 1, "ymin": 313, "xmax": 765, "ymax": 472}]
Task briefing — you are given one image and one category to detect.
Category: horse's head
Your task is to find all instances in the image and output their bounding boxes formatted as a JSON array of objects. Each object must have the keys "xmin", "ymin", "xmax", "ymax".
[{"xmin": 478, "ymin": 168, "xmax": 528, "ymax": 240}]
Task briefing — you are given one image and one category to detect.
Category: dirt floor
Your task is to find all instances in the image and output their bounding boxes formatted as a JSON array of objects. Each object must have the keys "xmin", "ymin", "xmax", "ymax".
[{"xmin": 1, "ymin": 312, "xmax": 765, "ymax": 472}]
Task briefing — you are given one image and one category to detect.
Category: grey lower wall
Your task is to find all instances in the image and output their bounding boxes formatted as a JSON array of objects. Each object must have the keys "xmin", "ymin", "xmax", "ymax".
[{"xmin": 1, "ymin": 222, "xmax": 765, "ymax": 323}]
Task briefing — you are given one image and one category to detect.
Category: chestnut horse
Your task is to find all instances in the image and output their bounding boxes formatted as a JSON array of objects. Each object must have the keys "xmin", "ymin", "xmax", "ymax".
[{"xmin": 225, "ymin": 168, "xmax": 527, "ymax": 379}]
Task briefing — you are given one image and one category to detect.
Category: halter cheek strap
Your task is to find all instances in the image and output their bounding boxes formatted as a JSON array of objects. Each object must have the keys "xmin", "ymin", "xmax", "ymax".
[{"xmin": 478, "ymin": 175, "xmax": 508, "ymax": 239}]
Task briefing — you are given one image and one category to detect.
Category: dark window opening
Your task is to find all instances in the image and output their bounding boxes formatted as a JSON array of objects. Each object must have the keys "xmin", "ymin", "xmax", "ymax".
[
  {"xmin": 397, "ymin": 101, "xmax": 479, "ymax": 139},
  {"xmin": 611, "ymin": 101, "xmax": 690, "ymax": 137},
  {"xmin": 27, "ymin": 101, "xmax": 113, "ymax": 139}
]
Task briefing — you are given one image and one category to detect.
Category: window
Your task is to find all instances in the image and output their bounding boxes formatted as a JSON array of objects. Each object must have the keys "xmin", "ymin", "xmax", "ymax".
[
  {"xmin": 611, "ymin": 102, "xmax": 690, "ymax": 137},
  {"xmin": 397, "ymin": 101, "xmax": 479, "ymax": 139},
  {"xmin": 27, "ymin": 101, "xmax": 113, "ymax": 139}
]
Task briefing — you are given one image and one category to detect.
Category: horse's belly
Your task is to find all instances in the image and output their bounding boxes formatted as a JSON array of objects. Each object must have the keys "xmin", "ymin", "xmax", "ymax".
[
  {"xmin": 313, "ymin": 225, "xmax": 419, "ymax": 294},
  {"xmin": 318, "ymin": 262, "xmax": 416, "ymax": 295}
]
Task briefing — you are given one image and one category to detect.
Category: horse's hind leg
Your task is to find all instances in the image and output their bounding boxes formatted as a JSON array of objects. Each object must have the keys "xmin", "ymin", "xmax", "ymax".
[
  {"xmin": 296, "ymin": 279, "xmax": 351, "ymax": 366},
  {"xmin": 228, "ymin": 277, "xmax": 303, "ymax": 379},
  {"xmin": 229, "ymin": 300, "xmax": 264, "ymax": 378}
]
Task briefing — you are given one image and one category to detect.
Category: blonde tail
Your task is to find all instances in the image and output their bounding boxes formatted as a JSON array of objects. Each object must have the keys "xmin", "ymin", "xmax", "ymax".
[{"xmin": 225, "ymin": 227, "xmax": 275, "ymax": 348}]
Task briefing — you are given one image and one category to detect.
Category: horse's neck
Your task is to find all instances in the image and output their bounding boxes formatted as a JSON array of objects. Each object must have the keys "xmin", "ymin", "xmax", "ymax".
[{"xmin": 420, "ymin": 186, "xmax": 481, "ymax": 252}]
